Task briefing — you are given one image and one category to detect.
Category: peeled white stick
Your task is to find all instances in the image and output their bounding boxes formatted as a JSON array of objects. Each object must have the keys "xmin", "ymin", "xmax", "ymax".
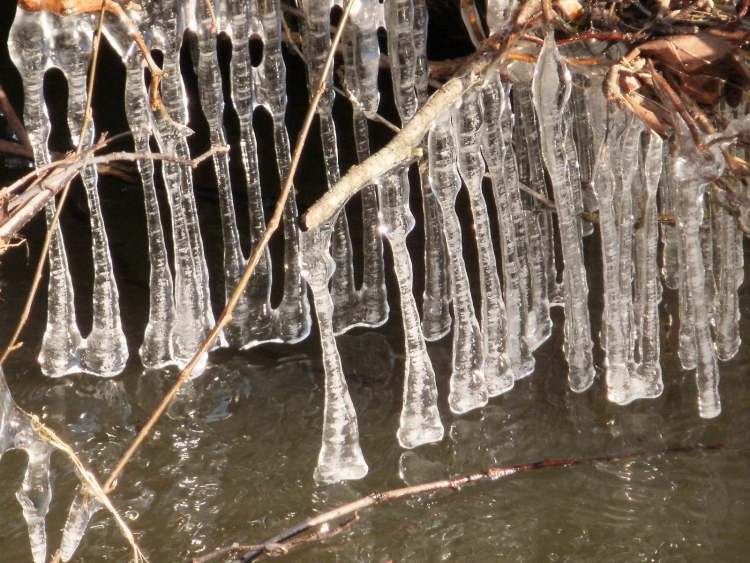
[
  {"xmin": 429, "ymin": 115, "xmax": 488, "ymax": 413},
  {"xmin": 454, "ymin": 90, "xmax": 513, "ymax": 396},
  {"xmin": 532, "ymin": 32, "xmax": 594, "ymax": 392}
]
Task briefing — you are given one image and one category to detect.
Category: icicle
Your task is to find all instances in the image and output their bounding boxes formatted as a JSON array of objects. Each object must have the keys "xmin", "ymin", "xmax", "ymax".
[
  {"xmin": 297, "ymin": 0, "xmax": 361, "ymax": 334},
  {"xmin": 386, "ymin": 0, "xmax": 451, "ymax": 341},
  {"xmin": 224, "ymin": 0, "xmax": 277, "ymax": 347},
  {"xmin": 532, "ymin": 32, "xmax": 594, "ymax": 392},
  {"xmin": 482, "ymin": 73, "xmax": 535, "ymax": 380},
  {"xmin": 454, "ymin": 90, "xmax": 513, "ymax": 396},
  {"xmin": 255, "ymin": 0, "xmax": 311, "ymax": 344},
  {"xmin": 301, "ymin": 225, "xmax": 368, "ymax": 483},
  {"xmin": 632, "ymin": 132, "xmax": 664, "ymax": 399},
  {"xmin": 511, "ymin": 81, "xmax": 561, "ymax": 309},
  {"xmin": 712, "ymin": 189, "xmax": 743, "ymax": 361},
  {"xmin": 59, "ymin": 492, "xmax": 102, "ymax": 562},
  {"xmin": 429, "ymin": 114, "xmax": 488, "ymax": 413},
  {"xmin": 341, "ymin": 0, "xmax": 389, "ymax": 328},
  {"xmin": 8, "ymin": 10, "xmax": 83, "ymax": 378},
  {"xmin": 59, "ymin": 21, "xmax": 128, "ymax": 377},
  {"xmin": 124, "ymin": 54, "xmax": 176, "ymax": 369},
  {"xmin": 660, "ymin": 147, "xmax": 681, "ymax": 290},
  {"xmin": 194, "ymin": 5, "xmax": 257, "ymax": 350},
  {"xmin": 1, "ymin": 368, "xmax": 55, "ymax": 563},
  {"xmin": 380, "ymin": 170, "xmax": 444, "ymax": 449},
  {"xmin": 149, "ymin": 17, "xmax": 213, "ymax": 366},
  {"xmin": 671, "ymin": 117, "xmax": 723, "ymax": 418}
]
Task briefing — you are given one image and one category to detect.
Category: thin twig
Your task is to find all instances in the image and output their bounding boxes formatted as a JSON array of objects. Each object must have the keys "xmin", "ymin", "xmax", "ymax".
[{"xmin": 198, "ymin": 444, "xmax": 723, "ymax": 563}]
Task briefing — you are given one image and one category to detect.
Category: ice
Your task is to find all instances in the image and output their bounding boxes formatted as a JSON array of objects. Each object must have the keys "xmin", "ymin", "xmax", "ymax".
[
  {"xmin": 59, "ymin": 21, "xmax": 128, "ymax": 377},
  {"xmin": 301, "ymin": 225, "xmax": 368, "ymax": 483},
  {"xmin": 482, "ymin": 72, "xmax": 535, "ymax": 380},
  {"xmin": 454, "ymin": 90, "xmax": 513, "ymax": 396},
  {"xmin": 8, "ymin": 10, "xmax": 83, "ymax": 378},
  {"xmin": 429, "ymin": 114, "xmax": 488, "ymax": 413},
  {"xmin": 511, "ymin": 81, "xmax": 561, "ymax": 310},
  {"xmin": 297, "ymin": 0, "xmax": 360, "ymax": 334},
  {"xmin": 124, "ymin": 53, "xmax": 176, "ymax": 369},
  {"xmin": 632, "ymin": 131, "xmax": 664, "ymax": 399},
  {"xmin": 255, "ymin": 0, "xmax": 311, "ymax": 344},
  {"xmin": 193, "ymin": 2, "xmax": 252, "ymax": 348},
  {"xmin": 1, "ymin": 368, "xmax": 55, "ymax": 563},
  {"xmin": 486, "ymin": 0, "xmax": 518, "ymax": 33},
  {"xmin": 671, "ymin": 116, "xmax": 725, "ymax": 418},
  {"xmin": 8, "ymin": 9, "xmax": 128, "ymax": 378},
  {"xmin": 386, "ymin": 0, "xmax": 451, "ymax": 341},
  {"xmin": 532, "ymin": 32, "xmax": 594, "ymax": 392},
  {"xmin": 341, "ymin": 0, "xmax": 389, "ymax": 328},
  {"xmin": 379, "ymin": 170, "xmax": 444, "ymax": 449}
]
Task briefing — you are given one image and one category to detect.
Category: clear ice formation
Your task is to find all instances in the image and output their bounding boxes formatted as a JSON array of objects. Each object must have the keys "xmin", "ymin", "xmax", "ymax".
[
  {"xmin": 532, "ymin": 32, "xmax": 594, "ymax": 392},
  {"xmin": 341, "ymin": 0, "xmax": 390, "ymax": 329},
  {"xmin": 8, "ymin": 9, "xmax": 128, "ymax": 378},
  {"xmin": 298, "ymin": 0, "xmax": 388, "ymax": 334},
  {"xmin": 454, "ymin": 90, "xmax": 513, "ymax": 397},
  {"xmin": 386, "ymin": 0, "xmax": 452, "ymax": 341},
  {"xmin": 482, "ymin": 72, "xmax": 535, "ymax": 380},
  {"xmin": 670, "ymin": 116, "xmax": 726, "ymax": 419},
  {"xmin": 429, "ymin": 114, "xmax": 488, "ymax": 413},
  {"xmin": 301, "ymin": 225, "xmax": 368, "ymax": 483},
  {"xmin": 1, "ymin": 368, "xmax": 54, "ymax": 563}
]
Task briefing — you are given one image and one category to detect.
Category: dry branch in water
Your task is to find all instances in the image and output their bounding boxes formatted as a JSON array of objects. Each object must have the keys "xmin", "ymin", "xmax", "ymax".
[{"xmin": 197, "ymin": 444, "xmax": 724, "ymax": 563}]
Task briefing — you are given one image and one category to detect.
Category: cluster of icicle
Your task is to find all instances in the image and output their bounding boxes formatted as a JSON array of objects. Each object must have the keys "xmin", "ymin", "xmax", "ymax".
[{"xmin": 3, "ymin": 1, "xmax": 749, "ymax": 560}]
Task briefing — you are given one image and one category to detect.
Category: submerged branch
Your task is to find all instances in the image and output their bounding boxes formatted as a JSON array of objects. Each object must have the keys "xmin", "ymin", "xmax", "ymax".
[{"xmin": 198, "ymin": 444, "xmax": 724, "ymax": 563}]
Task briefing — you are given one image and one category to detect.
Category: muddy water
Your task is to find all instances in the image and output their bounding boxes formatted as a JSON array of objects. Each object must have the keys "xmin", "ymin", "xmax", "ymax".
[{"xmin": 1, "ymin": 178, "xmax": 750, "ymax": 563}]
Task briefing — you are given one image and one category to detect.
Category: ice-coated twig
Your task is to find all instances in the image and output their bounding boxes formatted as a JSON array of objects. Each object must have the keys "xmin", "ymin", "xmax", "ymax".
[
  {"xmin": 429, "ymin": 114, "xmax": 488, "ymax": 413},
  {"xmin": 454, "ymin": 89, "xmax": 513, "ymax": 396},
  {"xmin": 532, "ymin": 31, "xmax": 594, "ymax": 392}
]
